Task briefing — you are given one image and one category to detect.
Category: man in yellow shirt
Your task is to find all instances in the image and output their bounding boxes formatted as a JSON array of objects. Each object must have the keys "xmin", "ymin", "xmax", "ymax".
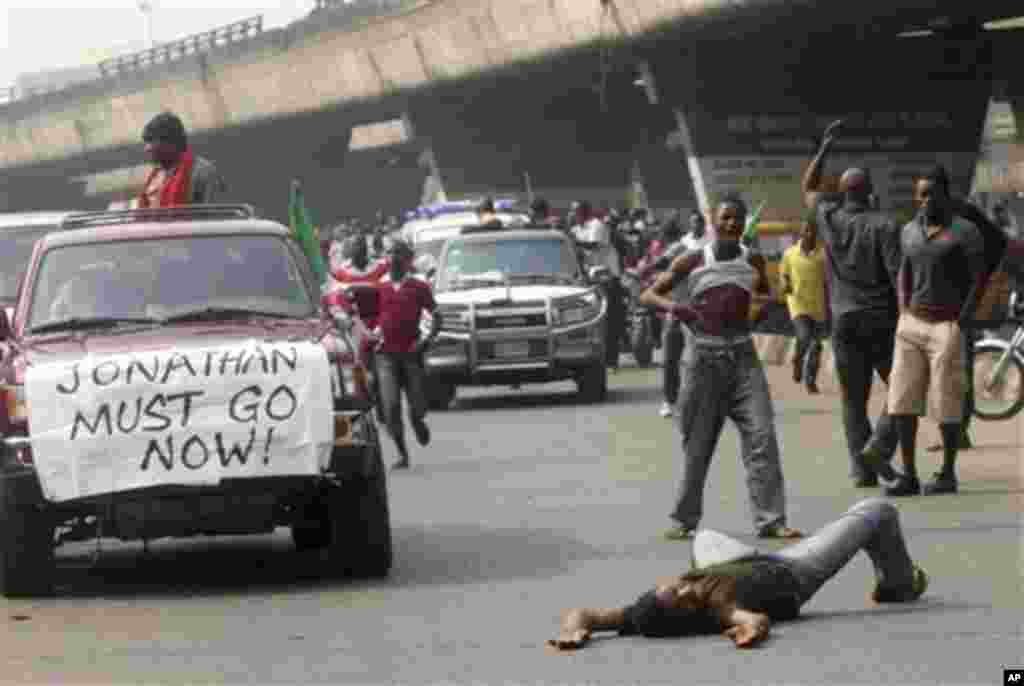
[{"xmin": 780, "ymin": 213, "xmax": 828, "ymax": 394}]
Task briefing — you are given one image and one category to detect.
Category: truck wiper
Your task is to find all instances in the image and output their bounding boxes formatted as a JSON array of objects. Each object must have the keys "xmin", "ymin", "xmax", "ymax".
[
  {"xmin": 161, "ymin": 306, "xmax": 307, "ymax": 324},
  {"xmin": 29, "ymin": 316, "xmax": 161, "ymax": 335}
]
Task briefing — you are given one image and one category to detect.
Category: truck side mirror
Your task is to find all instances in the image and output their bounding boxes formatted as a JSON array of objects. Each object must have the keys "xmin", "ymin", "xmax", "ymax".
[{"xmin": 0, "ymin": 308, "xmax": 12, "ymax": 341}]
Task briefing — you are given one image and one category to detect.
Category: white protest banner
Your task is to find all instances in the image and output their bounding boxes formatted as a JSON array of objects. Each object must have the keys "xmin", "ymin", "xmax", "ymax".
[{"xmin": 24, "ymin": 340, "xmax": 334, "ymax": 502}]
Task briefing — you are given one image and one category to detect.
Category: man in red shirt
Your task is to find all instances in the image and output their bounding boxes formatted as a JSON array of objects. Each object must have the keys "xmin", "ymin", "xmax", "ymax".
[{"xmin": 368, "ymin": 240, "xmax": 441, "ymax": 470}]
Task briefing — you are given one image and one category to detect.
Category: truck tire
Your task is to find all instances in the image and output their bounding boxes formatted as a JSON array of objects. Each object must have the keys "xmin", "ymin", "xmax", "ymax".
[
  {"xmin": 326, "ymin": 471, "xmax": 392, "ymax": 579},
  {"xmin": 576, "ymin": 362, "xmax": 608, "ymax": 403},
  {"xmin": 291, "ymin": 500, "xmax": 331, "ymax": 551},
  {"xmin": 0, "ymin": 473, "xmax": 55, "ymax": 598}
]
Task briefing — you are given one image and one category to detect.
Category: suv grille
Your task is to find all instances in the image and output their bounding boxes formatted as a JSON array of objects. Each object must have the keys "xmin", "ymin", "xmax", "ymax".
[
  {"xmin": 475, "ymin": 313, "xmax": 547, "ymax": 329},
  {"xmin": 477, "ymin": 339, "xmax": 549, "ymax": 360},
  {"xmin": 437, "ymin": 304, "xmax": 470, "ymax": 332}
]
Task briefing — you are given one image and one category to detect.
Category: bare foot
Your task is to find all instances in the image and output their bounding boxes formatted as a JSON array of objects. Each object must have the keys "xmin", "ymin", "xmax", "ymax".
[{"xmin": 546, "ymin": 629, "xmax": 591, "ymax": 652}]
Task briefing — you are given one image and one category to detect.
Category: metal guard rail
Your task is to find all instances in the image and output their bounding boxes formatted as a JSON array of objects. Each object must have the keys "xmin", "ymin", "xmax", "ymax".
[
  {"xmin": 61, "ymin": 205, "xmax": 257, "ymax": 229},
  {"xmin": 98, "ymin": 15, "xmax": 263, "ymax": 78}
]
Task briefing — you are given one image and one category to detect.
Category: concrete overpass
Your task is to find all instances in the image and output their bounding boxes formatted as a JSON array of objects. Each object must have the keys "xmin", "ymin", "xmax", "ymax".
[{"xmin": 1, "ymin": 0, "xmax": 1022, "ymax": 223}]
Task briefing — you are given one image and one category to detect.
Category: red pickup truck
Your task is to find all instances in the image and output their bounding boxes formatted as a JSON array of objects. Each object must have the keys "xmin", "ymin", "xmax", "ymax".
[{"xmin": 0, "ymin": 205, "xmax": 390, "ymax": 596}]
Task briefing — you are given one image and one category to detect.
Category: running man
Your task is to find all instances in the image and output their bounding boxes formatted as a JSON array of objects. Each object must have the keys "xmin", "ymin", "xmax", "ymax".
[
  {"xmin": 367, "ymin": 240, "xmax": 441, "ymax": 470},
  {"xmin": 640, "ymin": 195, "xmax": 802, "ymax": 540},
  {"xmin": 780, "ymin": 211, "xmax": 828, "ymax": 394},
  {"xmin": 548, "ymin": 498, "xmax": 928, "ymax": 651}
]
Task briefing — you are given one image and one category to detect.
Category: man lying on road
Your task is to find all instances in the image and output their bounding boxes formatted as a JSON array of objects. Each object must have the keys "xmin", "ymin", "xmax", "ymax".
[{"xmin": 547, "ymin": 498, "xmax": 928, "ymax": 651}]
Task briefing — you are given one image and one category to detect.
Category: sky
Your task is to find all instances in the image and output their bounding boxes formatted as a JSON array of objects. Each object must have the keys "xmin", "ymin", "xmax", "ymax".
[{"xmin": 0, "ymin": 1, "xmax": 318, "ymax": 88}]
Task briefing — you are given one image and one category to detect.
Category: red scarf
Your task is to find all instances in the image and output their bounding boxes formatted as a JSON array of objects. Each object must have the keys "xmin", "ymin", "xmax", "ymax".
[{"xmin": 139, "ymin": 147, "xmax": 194, "ymax": 208}]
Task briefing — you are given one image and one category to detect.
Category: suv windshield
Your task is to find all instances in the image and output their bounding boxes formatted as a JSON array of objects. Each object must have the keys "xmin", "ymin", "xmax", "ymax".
[
  {"xmin": 415, "ymin": 238, "xmax": 449, "ymax": 263},
  {"xmin": 437, "ymin": 237, "xmax": 579, "ymax": 291},
  {"xmin": 0, "ymin": 227, "xmax": 54, "ymax": 303},
  {"xmin": 26, "ymin": 234, "xmax": 317, "ymax": 331}
]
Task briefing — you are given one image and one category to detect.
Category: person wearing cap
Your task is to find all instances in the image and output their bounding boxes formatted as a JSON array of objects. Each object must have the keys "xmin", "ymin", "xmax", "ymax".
[
  {"xmin": 366, "ymin": 240, "xmax": 441, "ymax": 470},
  {"xmin": 138, "ymin": 111, "xmax": 225, "ymax": 208},
  {"xmin": 477, "ymin": 197, "xmax": 502, "ymax": 228},
  {"xmin": 530, "ymin": 197, "xmax": 562, "ymax": 230},
  {"xmin": 547, "ymin": 498, "xmax": 929, "ymax": 652}
]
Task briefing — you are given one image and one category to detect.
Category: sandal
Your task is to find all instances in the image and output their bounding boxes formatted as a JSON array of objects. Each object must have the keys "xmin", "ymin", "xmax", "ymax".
[
  {"xmin": 664, "ymin": 524, "xmax": 696, "ymax": 541},
  {"xmin": 872, "ymin": 565, "xmax": 929, "ymax": 603},
  {"xmin": 757, "ymin": 525, "xmax": 804, "ymax": 540}
]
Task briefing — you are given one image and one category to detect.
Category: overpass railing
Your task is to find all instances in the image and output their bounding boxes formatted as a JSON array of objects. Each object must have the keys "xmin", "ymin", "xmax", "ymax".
[{"xmin": 98, "ymin": 15, "xmax": 264, "ymax": 78}]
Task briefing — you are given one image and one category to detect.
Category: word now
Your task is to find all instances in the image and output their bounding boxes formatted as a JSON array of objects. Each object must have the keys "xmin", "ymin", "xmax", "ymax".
[{"xmin": 140, "ymin": 427, "xmax": 275, "ymax": 471}]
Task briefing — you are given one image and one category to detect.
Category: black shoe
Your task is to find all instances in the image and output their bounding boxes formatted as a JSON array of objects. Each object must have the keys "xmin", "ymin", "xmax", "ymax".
[
  {"xmin": 860, "ymin": 445, "xmax": 897, "ymax": 482},
  {"xmin": 883, "ymin": 474, "xmax": 921, "ymax": 497},
  {"xmin": 412, "ymin": 418, "xmax": 431, "ymax": 447},
  {"xmin": 853, "ymin": 475, "xmax": 879, "ymax": 488},
  {"xmin": 390, "ymin": 458, "xmax": 410, "ymax": 470},
  {"xmin": 923, "ymin": 472, "xmax": 958, "ymax": 495}
]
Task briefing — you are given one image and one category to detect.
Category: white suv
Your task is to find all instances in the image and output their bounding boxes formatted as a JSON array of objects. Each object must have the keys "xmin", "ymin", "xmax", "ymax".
[{"xmin": 422, "ymin": 226, "xmax": 607, "ymax": 407}]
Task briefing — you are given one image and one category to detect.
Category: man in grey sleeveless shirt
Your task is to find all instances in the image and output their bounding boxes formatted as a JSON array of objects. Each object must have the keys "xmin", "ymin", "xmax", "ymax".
[{"xmin": 641, "ymin": 196, "xmax": 802, "ymax": 541}]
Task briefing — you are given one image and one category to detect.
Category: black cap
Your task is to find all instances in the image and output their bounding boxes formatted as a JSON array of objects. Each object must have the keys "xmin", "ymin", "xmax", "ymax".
[
  {"xmin": 142, "ymin": 111, "xmax": 188, "ymax": 151},
  {"xmin": 388, "ymin": 240, "xmax": 413, "ymax": 258}
]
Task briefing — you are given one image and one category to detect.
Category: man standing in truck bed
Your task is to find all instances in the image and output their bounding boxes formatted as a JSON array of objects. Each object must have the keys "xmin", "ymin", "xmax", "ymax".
[{"xmin": 138, "ymin": 111, "xmax": 226, "ymax": 208}]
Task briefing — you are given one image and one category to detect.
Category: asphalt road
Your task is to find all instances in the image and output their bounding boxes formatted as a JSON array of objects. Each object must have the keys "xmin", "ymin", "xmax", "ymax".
[{"xmin": 2, "ymin": 358, "xmax": 1021, "ymax": 685}]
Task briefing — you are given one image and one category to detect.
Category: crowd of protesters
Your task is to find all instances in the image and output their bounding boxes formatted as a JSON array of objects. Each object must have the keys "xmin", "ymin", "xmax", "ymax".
[{"xmin": 132, "ymin": 111, "xmax": 1022, "ymax": 502}]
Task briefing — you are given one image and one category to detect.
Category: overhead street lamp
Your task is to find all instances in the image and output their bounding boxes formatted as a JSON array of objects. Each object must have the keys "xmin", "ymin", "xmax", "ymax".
[{"xmin": 137, "ymin": 0, "xmax": 155, "ymax": 49}]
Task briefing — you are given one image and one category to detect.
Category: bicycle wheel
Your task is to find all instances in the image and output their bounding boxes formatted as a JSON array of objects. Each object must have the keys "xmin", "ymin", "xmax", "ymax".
[{"xmin": 972, "ymin": 344, "xmax": 1024, "ymax": 421}]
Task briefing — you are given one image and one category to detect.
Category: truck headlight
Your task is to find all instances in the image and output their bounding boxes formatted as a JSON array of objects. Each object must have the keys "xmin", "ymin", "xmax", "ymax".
[
  {"xmin": 0, "ymin": 384, "xmax": 26, "ymax": 421},
  {"xmin": 554, "ymin": 292, "xmax": 602, "ymax": 326}
]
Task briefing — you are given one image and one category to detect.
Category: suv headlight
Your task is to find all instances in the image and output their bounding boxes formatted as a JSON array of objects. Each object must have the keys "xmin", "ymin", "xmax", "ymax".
[{"xmin": 553, "ymin": 292, "xmax": 602, "ymax": 326}]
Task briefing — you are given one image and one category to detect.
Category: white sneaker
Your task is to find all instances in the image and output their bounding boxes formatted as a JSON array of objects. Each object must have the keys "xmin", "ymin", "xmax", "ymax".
[{"xmin": 659, "ymin": 402, "xmax": 674, "ymax": 418}]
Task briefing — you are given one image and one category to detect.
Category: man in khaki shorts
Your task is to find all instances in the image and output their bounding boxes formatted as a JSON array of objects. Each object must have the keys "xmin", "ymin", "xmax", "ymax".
[{"xmin": 862, "ymin": 166, "xmax": 1001, "ymax": 496}]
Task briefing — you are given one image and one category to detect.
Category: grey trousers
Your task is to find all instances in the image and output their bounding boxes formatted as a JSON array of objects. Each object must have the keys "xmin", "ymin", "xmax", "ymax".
[
  {"xmin": 791, "ymin": 315, "xmax": 824, "ymax": 386},
  {"xmin": 375, "ymin": 351, "xmax": 428, "ymax": 443},
  {"xmin": 662, "ymin": 321, "xmax": 685, "ymax": 405},
  {"xmin": 671, "ymin": 340, "xmax": 788, "ymax": 533},
  {"xmin": 774, "ymin": 498, "xmax": 917, "ymax": 604}
]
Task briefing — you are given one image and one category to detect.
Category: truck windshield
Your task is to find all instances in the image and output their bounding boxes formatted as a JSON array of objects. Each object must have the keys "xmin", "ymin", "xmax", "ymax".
[
  {"xmin": 437, "ymin": 237, "xmax": 578, "ymax": 291},
  {"xmin": 26, "ymin": 234, "xmax": 318, "ymax": 331},
  {"xmin": 0, "ymin": 228, "xmax": 53, "ymax": 304}
]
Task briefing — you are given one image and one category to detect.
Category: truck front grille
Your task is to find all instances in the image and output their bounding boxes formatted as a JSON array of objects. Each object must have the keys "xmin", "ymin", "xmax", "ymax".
[
  {"xmin": 475, "ymin": 313, "xmax": 548, "ymax": 329},
  {"xmin": 477, "ymin": 339, "xmax": 549, "ymax": 360}
]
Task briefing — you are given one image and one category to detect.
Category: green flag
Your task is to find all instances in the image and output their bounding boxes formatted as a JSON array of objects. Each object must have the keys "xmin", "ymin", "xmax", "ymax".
[
  {"xmin": 742, "ymin": 200, "xmax": 766, "ymax": 244},
  {"xmin": 289, "ymin": 180, "xmax": 327, "ymax": 287}
]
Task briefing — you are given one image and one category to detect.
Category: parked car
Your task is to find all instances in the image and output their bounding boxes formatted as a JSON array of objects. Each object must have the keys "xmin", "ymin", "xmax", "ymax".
[
  {"xmin": 0, "ymin": 212, "xmax": 79, "ymax": 321},
  {"xmin": 422, "ymin": 225, "xmax": 607, "ymax": 407},
  {"xmin": 0, "ymin": 205, "xmax": 389, "ymax": 597}
]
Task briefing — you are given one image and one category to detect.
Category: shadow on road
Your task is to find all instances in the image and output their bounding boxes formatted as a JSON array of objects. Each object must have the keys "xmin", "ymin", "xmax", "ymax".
[
  {"xmin": 51, "ymin": 535, "xmax": 354, "ymax": 599},
  {"xmin": 452, "ymin": 386, "xmax": 658, "ymax": 413},
  {"xmin": 47, "ymin": 522, "xmax": 601, "ymax": 598},
  {"xmin": 796, "ymin": 599, "xmax": 981, "ymax": 624},
  {"xmin": 390, "ymin": 522, "xmax": 603, "ymax": 587}
]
